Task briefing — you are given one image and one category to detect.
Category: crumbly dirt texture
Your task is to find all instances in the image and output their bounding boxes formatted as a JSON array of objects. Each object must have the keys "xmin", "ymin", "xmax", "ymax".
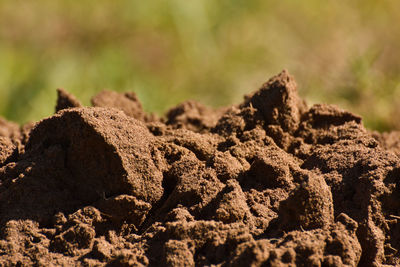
[{"xmin": 0, "ymin": 71, "xmax": 400, "ymax": 266}]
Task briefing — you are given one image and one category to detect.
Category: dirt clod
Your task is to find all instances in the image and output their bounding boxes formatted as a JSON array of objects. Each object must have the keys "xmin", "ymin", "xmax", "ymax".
[
  {"xmin": 0, "ymin": 70, "xmax": 399, "ymax": 266},
  {"xmin": 56, "ymin": 88, "xmax": 83, "ymax": 112}
]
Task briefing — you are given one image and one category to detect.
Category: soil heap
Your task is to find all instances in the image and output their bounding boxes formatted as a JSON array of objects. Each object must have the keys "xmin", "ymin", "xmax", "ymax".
[{"xmin": 0, "ymin": 70, "xmax": 400, "ymax": 266}]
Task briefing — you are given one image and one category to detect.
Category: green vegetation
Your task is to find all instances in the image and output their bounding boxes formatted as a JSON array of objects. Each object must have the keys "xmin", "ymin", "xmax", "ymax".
[{"xmin": 1, "ymin": 1, "xmax": 399, "ymax": 130}]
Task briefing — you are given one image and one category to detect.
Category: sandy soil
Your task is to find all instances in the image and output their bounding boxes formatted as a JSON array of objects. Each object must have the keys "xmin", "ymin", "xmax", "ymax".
[{"xmin": 0, "ymin": 70, "xmax": 399, "ymax": 266}]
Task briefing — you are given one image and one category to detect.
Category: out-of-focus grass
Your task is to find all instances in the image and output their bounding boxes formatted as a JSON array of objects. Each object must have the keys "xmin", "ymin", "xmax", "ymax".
[{"xmin": 0, "ymin": 1, "xmax": 399, "ymax": 131}]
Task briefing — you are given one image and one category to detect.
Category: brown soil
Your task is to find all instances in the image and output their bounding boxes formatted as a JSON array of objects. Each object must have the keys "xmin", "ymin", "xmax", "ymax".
[{"xmin": 0, "ymin": 70, "xmax": 399, "ymax": 266}]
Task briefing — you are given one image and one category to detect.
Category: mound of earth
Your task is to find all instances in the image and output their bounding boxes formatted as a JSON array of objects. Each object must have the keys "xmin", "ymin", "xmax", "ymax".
[{"xmin": 0, "ymin": 70, "xmax": 400, "ymax": 266}]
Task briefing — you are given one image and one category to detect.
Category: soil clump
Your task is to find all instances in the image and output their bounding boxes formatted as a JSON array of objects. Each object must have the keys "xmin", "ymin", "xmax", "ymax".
[{"xmin": 0, "ymin": 70, "xmax": 400, "ymax": 266}]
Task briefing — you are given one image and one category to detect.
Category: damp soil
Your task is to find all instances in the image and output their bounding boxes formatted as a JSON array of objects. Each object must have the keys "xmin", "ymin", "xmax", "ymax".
[{"xmin": 1, "ymin": 70, "xmax": 400, "ymax": 266}]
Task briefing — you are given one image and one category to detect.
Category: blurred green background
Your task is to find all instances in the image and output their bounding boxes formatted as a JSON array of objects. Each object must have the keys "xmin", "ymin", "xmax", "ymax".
[{"xmin": 1, "ymin": 1, "xmax": 399, "ymax": 131}]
